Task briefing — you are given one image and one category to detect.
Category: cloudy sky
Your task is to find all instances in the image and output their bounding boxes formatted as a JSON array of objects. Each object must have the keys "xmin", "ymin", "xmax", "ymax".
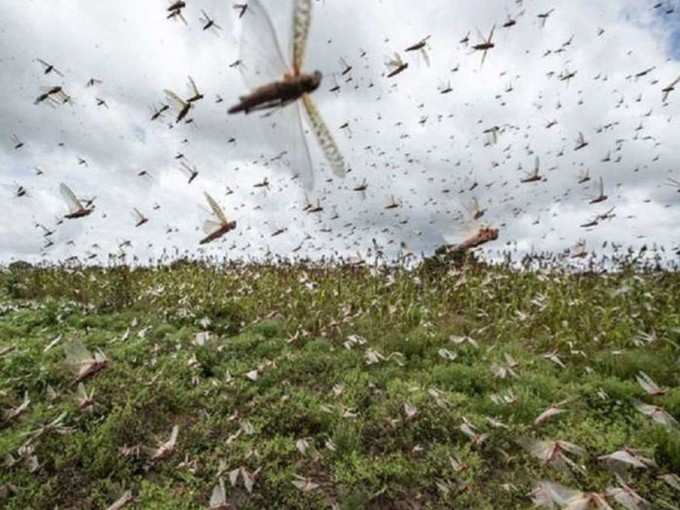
[{"xmin": 1, "ymin": 0, "xmax": 679, "ymax": 264}]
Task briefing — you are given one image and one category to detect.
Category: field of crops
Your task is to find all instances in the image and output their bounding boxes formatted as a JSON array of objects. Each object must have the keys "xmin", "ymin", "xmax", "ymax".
[{"xmin": 1, "ymin": 261, "xmax": 679, "ymax": 509}]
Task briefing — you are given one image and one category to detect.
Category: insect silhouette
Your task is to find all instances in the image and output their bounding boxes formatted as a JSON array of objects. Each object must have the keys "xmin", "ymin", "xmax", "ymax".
[{"xmin": 228, "ymin": 0, "xmax": 345, "ymax": 190}]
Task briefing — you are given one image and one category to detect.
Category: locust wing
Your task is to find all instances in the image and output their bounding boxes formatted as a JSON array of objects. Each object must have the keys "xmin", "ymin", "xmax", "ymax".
[
  {"xmin": 209, "ymin": 479, "xmax": 227, "ymax": 509},
  {"xmin": 202, "ymin": 220, "xmax": 223, "ymax": 236},
  {"xmin": 301, "ymin": 94, "xmax": 346, "ymax": 179},
  {"xmin": 188, "ymin": 76, "xmax": 200, "ymax": 97},
  {"xmin": 204, "ymin": 192, "xmax": 228, "ymax": 224},
  {"xmin": 259, "ymin": 99, "xmax": 314, "ymax": 190},
  {"xmin": 487, "ymin": 25, "xmax": 496, "ymax": 44},
  {"xmin": 164, "ymin": 89, "xmax": 188, "ymax": 110},
  {"xmin": 292, "ymin": 0, "xmax": 312, "ymax": 74},
  {"xmin": 238, "ymin": 0, "xmax": 289, "ymax": 89},
  {"xmin": 60, "ymin": 183, "xmax": 83, "ymax": 213}
]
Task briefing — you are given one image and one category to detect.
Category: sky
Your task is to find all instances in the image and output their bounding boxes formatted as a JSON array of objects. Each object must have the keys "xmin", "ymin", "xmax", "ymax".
[{"xmin": 1, "ymin": 0, "xmax": 679, "ymax": 265}]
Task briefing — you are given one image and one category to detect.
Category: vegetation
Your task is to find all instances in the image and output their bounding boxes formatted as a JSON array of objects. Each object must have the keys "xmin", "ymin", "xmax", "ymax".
[{"xmin": 1, "ymin": 259, "xmax": 679, "ymax": 509}]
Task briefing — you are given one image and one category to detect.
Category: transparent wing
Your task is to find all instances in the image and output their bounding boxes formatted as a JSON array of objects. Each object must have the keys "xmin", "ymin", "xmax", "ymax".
[
  {"xmin": 488, "ymin": 25, "xmax": 496, "ymax": 43},
  {"xmin": 179, "ymin": 161, "xmax": 194, "ymax": 176},
  {"xmin": 64, "ymin": 339, "xmax": 92, "ymax": 366},
  {"xmin": 292, "ymin": 0, "xmax": 312, "ymax": 74},
  {"xmin": 168, "ymin": 425, "xmax": 179, "ymax": 446},
  {"xmin": 203, "ymin": 219, "xmax": 223, "ymax": 235},
  {"xmin": 164, "ymin": 89, "xmax": 187, "ymax": 110},
  {"xmin": 421, "ymin": 48, "xmax": 431, "ymax": 67},
  {"xmin": 209, "ymin": 479, "xmax": 226, "ymax": 507},
  {"xmin": 59, "ymin": 183, "xmax": 83, "ymax": 212},
  {"xmin": 187, "ymin": 76, "xmax": 199, "ymax": 96},
  {"xmin": 238, "ymin": 0, "xmax": 290, "ymax": 90},
  {"xmin": 301, "ymin": 94, "xmax": 346, "ymax": 179},
  {"xmin": 133, "ymin": 208, "xmax": 144, "ymax": 221},
  {"xmin": 540, "ymin": 481, "xmax": 581, "ymax": 505},
  {"xmin": 204, "ymin": 192, "xmax": 228, "ymax": 223},
  {"xmin": 289, "ymin": 102, "xmax": 315, "ymax": 190}
]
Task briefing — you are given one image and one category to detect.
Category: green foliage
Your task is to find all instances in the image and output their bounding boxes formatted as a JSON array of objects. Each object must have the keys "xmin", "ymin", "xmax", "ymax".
[{"xmin": 0, "ymin": 263, "xmax": 679, "ymax": 508}]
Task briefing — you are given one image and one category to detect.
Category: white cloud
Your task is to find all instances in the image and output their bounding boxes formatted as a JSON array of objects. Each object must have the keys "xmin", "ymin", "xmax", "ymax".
[{"xmin": 1, "ymin": 0, "xmax": 679, "ymax": 264}]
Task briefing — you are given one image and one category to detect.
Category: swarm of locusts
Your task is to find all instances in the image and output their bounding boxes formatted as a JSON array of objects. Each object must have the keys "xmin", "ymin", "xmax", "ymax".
[{"xmin": 2, "ymin": 0, "xmax": 680, "ymax": 508}]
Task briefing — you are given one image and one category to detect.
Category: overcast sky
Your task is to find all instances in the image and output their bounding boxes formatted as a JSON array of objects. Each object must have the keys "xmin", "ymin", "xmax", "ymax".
[{"xmin": 1, "ymin": 0, "xmax": 679, "ymax": 264}]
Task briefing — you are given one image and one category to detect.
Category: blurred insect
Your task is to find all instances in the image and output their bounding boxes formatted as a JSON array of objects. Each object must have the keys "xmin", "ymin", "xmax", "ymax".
[
  {"xmin": 233, "ymin": 3, "xmax": 248, "ymax": 18},
  {"xmin": 200, "ymin": 10, "xmax": 222, "ymax": 32},
  {"xmin": 468, "ymin": 197, "xmax": 486, "ymax": 220},
  {"xmin": 64, "ymin": 339, "xmax": 108, "ymax": 382},
  {"xmin": 405, "ymin": 35, "xmax": 431, "ymax": 66},
  {"xmin": 165, "ymin": 77, "xmax": 201, "ymax": 123},
  {"xmin": 179, "ymin": 161, "xmax": 199, "ymax": 183},
  {"xmin": 384, "ymin": 195, "xmax": 401, "ymax": 210},
  {"xmin": 472, "ymin": 25, "xmax": 496, "ymax": 66},
  {"xmin": 149, "ymin": 103, "xmax": 169, "ymax": 121},
  {"xmin": 598, "ymin": 448, "xmax": 656, "ymax": 470},
  {"xmin": 167, "ymin": 1, "xmax": 187, "ymax": 24},
  {"xmin": 14, "ymin": 184, "xmax": 27, "ymax": 198},
  {"xmin": 589, "ymin": 177, "xmax": 608, "ymax": 204},
  {"xmin": 661, "ymin": 75, "xmax": 680, "ymax": 102},
  {"xmin": 571, "ymin": 240, "xmax": 588, "ymax": 259},
  {"xmin": 534, "ymin": 401, "xmax": 569, "ymax": 426},
  {"xmin": 328, "ymin": 74, "xmax": 341, "ymax": 94},
  {"xmin": 483, "ymin": 125, "xmax": 501, "ymax": 145},
  {"xmin": 574, "ymin": 131, "xmax": 589, "ymax": 151},
  {"xmin": 385, "ymin": 53, "xmax": 408, "ymax": 78},
  {"xmin": 11, "ymin": 134, "xmax": 24, "ymax": 150},
  {"xmin": 132, "ymin": 208, "xmax": 149, "ymax": 227},
  {"xmin": 146, "ymin": 425, "xmax": 179, "ymax": 461},
  {"xmin": 438, "ymin": 80, "xmax": 453, "ymax": 94},
  {"xmin": 200, "ymin": 192, "xmax": 237, "ymax": 244},
  {"xmin": 228, "ymin": 0, "xmax": 345, "ymax": 190},
  {"xmin": 530, "ymin": 481, "xmax": 608, "ymax": 509},
  {"xmin": 186, "ymin": 76, "xmax": 204, "ymax": 102},
  {"xmin": 253, "ymin": 176, "xmax": 270, "ymax": 189},
  {"xmin": 522, "ymin": 438, "xmax": 585, "ymax": 470},
  {"xmin": 502, "ymin": 13, "xmax": 518, "ymax": 28},
  {"xmin": 635, "ymin": 401, "xmax": 678, "ymax": 427},
  {"xmin": 577, "ymin": 168, "xmax": 591, "ymax": 184},
  {"xmin": 77, "ymin": 382, "xmax": 96, "ymax": 411},
  {"xmin": 666, "ymin": 177, "xmax": 680, "ymax": 192},
  {"xmin": 521, "ymin": 157, "xmax": 544, "ymax": 183},
  {"xmin": 559, "ymin": 68, "xmax": 577, "ymax": 85},
  {"xmin": 339, "ymin": 57, "xmax": 352, "ymax": 76},
  {"xmin": 86, "ymin": 77, "xmax": 103, "ymax": 87},
  {"xmin": 34, "ymin": 86, "xmax": 69, "ymax": 106},
  {"xmin": 209, "ymin": 478, "xmax": 228, "ymax": 509},
  {"xmin": 537, "ymin": 9, "xmax": 555, "ymax": 28},
  {"xmin": 36, "ymin": 58, "xmax": 64, "ymax": 77},
  {"xmin": 60, "ymin": 183, "xmax": 95, "ymax": 219}
]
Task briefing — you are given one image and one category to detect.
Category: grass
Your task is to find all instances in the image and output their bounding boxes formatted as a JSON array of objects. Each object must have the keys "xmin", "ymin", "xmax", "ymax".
[{"xmin": 0, "ymin": 259, "xmax": 679, "ymax": 509}]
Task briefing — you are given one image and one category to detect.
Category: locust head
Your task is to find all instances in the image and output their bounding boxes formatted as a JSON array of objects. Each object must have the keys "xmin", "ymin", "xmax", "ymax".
[
  {"xmin": 302, "ymin": 71, "xmax": 322, "ymax": 93},
  {"xmin": 479, "ymin": 227, "xmax": 499, "ymax": 242}
]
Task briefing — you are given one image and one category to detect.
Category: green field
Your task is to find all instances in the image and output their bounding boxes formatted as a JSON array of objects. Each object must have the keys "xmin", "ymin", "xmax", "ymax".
[{"xmin": 1, "ymin": 261, "xmax": 679, "ymax": 509}]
